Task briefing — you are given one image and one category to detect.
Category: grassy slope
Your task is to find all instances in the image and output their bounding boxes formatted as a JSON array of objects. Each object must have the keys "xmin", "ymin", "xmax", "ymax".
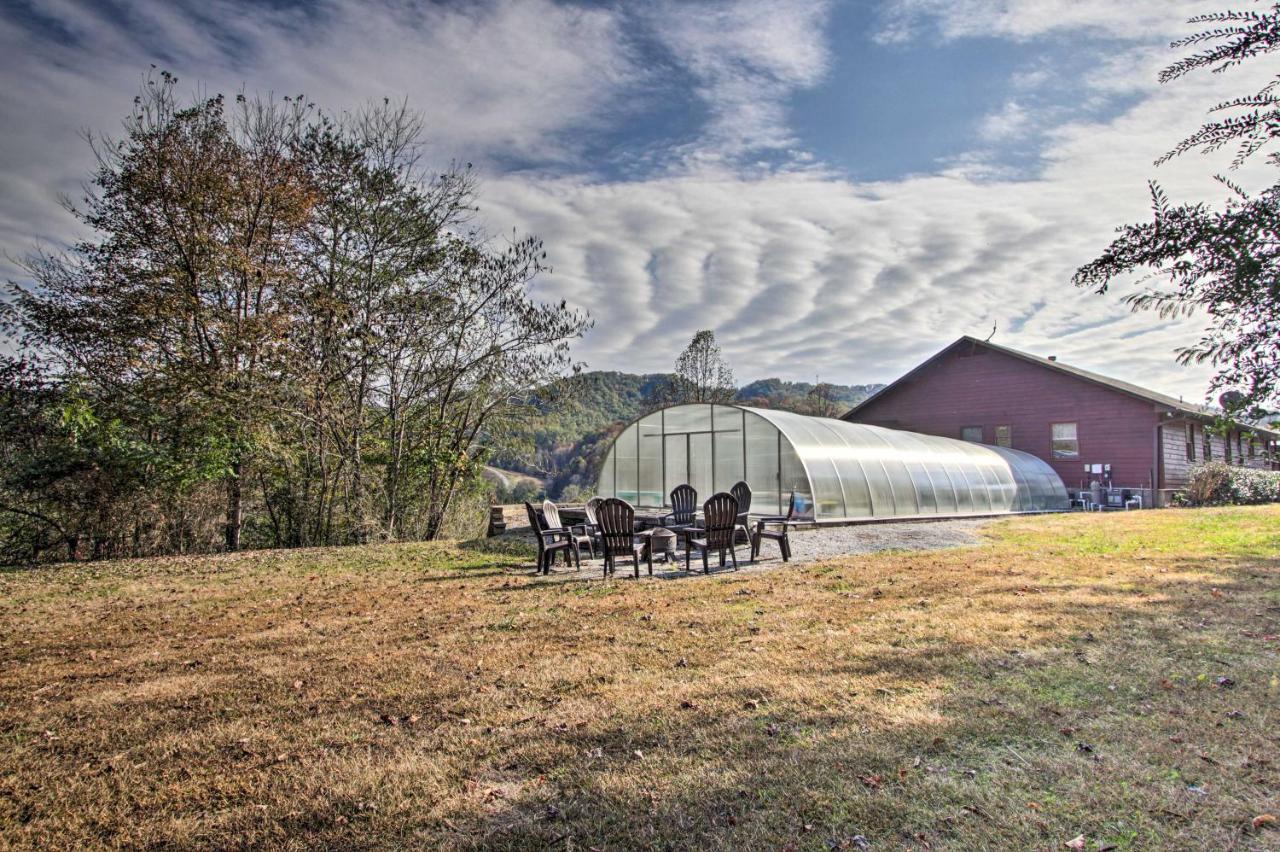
[{"xmin": 1, "ymin": 508, "xmax": 1277, "ymax": 850}]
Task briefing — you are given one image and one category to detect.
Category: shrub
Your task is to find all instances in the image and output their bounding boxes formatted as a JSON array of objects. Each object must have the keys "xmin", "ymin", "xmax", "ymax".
[{"xmin": 1178, "ymin": 462, "xmax": 1280, "ymax": 506}]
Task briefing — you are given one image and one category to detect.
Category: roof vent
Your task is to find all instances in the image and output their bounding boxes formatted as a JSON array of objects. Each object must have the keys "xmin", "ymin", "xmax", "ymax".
[{"xmin": 1047, "ymin": 355, "xmax": 1057, "ymax": 361}]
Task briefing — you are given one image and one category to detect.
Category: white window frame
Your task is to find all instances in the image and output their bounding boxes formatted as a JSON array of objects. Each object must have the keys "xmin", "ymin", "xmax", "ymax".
[{"xmin": 1051, "ymin": 422, "xmax": 1079, "ymax": 458}]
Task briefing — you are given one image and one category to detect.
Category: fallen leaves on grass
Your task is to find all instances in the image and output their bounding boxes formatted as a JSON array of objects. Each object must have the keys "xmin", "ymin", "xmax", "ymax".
[{"xmin": 5, "ymin": 506, "xmax": 1280, "ymax": 850}]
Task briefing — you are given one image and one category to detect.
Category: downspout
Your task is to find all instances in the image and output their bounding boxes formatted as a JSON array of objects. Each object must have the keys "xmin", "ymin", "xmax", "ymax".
[{"xmin": 1153, "ymin": 420, "xmax": 1163, "ymax": 508}]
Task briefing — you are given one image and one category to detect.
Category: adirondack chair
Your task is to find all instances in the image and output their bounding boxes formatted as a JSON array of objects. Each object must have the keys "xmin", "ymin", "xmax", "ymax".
[
  {"xmin": 685, "ymin": 492, "xmax": 741, "ymax": 574},
  {"xmin": 525, "ymin": 501, "xmax": 576, "ymax": 574},
  {"xmin": 597, "ymin": 498, "xmax": 652, "ymax": 579},
  {"xmin": 729, "ymin": 480, "xmax": 753, "ymax": 544},
  {"xmin": 581, "ymin": 497, "xmax": 604, "ymax": 550},
  {"xmin": 660, "ymin": 483, "xmax": 698, "ymax": 545},
  {"xmin": 543, "ymin": 499, "xmax": 594, "ymax": 559},
  {"xmin": 752, "ymin": 491, "xmax": 798, "ymax": 562}
]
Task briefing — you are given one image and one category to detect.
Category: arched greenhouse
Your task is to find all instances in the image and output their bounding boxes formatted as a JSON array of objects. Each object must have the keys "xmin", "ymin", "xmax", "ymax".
[{"xmin": 597, "ymin": 403, "xmax": 1068, "ymax": 521}]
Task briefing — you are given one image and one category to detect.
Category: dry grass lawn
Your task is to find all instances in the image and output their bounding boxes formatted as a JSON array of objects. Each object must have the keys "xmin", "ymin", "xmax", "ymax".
[{"xmin": 2, "ymin": 507, "xmax": 1278, "ymax": 850}]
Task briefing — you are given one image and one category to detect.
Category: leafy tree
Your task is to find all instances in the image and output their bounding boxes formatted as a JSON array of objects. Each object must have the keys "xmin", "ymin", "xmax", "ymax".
[
  {"xmin": 1074, "ymin": 4, "xmax": 1280, "ymax": 417},
  {"xmin": 672, "ymin": 330, "xmax": 736, "ymax": 404},
  {"xmin": 12, "ymin": 74, "xmax": 313, "ymax": 550},
  {"xmin": 1, "ymin": 73, "xmax": 588, "ymax": 561}
]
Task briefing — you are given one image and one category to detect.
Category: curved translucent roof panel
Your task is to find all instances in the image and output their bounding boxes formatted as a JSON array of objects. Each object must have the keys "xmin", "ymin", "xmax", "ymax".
[{"xmin": 597, "ymin": 403, "xmax": 1068, "ymax": 521}]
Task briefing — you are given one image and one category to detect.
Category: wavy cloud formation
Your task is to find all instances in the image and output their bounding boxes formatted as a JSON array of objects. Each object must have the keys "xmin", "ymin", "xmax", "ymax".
[{"xmin": 1, "ymin": 0, "xmax": 1269, "ymax": 404}]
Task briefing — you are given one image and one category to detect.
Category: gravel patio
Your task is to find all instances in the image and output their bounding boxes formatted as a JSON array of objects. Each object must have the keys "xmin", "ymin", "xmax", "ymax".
[{"xmin": 500, "ymin": 514, "xmax": 995, "ymax": 580}]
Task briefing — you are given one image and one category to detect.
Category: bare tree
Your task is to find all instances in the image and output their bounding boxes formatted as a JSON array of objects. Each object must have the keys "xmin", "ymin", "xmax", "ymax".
[
  {"xmin": 805, "ymin": 382, "xmax": 843, "ymax": 418},
  {"xmin": 672, "ymin": 330, "xmax": 736, "ymax": 404}
]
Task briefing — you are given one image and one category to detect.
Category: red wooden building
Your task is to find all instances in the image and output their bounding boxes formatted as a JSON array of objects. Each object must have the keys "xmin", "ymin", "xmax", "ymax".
[{"xmin": 842, "ymin": 336, "xmax": 1279, "ymax": 506}]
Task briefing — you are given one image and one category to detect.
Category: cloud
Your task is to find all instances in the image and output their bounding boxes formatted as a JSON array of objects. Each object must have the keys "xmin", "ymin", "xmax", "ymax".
[
  {"xmin": 481, "ymin": 42, "xmax": 1277, "ymax": 402},
  {"xmin": 3, "ymin": 0, "xmax": 1273, "ymax": 407},
  {"xmin": 978, "ymin": 100, "xmax": 1032, "ymax": 142},
  {"xmin": 0, "ymin": 0, "xmax": 833, "ymax": 280},
  {"xmin": 874, "ymin": 0, "xmax": 1204, "ymax": 44},
  {"xmin": 646, "ymin": 0, "xmax": 834, "ymax": 160},
  {"xmin": 0, "ymin": 0, "xmax": 638, "ymax": 282}
]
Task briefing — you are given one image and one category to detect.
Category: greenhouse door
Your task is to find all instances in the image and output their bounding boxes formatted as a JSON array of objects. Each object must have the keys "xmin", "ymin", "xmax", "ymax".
[
  {"xmin": 663, "ymin": 434, "xmax": 687, "ymax": 502},
  {"xmin": 688, "ymin": 432, "xmax": 713, "ymax": 499}
]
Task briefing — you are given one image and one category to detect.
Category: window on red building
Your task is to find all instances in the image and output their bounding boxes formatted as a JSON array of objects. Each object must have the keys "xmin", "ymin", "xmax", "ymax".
[
  {"xmin": 995, "ymin": 425, "xmax": 1012, "ymax": 448},
  {"xmin": 960, "ymin": 426, "xmax": 983, "ymax": 443},
  {"xmin": 1051, "ymin": 423, "xmax": 1079, "ymax": 458}
]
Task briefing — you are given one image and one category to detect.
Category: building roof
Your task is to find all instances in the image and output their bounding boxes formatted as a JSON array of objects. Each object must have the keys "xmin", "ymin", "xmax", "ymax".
[{"xmin": 843, "ymin": 335, "xmax": 1280, "ymax": 438}]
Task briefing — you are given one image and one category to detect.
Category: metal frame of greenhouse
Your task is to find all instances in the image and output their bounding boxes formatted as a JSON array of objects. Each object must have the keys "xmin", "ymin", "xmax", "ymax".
[{"xmin": 596, "ymin": 403, "xmax": 1069, "ymax": 523}]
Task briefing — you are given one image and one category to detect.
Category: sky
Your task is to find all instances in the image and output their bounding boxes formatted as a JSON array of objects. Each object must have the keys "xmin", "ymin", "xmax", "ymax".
[{"xmin": 1, "ymin": 0, "xmax": 1274, "ymax": 402}]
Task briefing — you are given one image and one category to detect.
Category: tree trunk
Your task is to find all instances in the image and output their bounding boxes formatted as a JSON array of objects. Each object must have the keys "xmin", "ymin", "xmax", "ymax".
[{"xmin": 225, "ymin": 462, "xmax": 243, "ymax": 551}]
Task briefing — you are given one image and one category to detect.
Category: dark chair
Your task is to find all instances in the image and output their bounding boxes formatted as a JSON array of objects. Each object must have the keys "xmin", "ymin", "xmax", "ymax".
[
  {"xmin": 543, "ymin": 499, "xmax": 594, "ymax": 560},
  {"xmin": 686, "ymin": 492, "xmax": 741, "ymax": 574},
  {"xmin": 730, "ymin": 480, "xmax": 753, "ymax": 544},
  {"xmin": 525, "ymin": 501, "xmax": 577, "ymax": 574},
  {"xmin": 660, "ymin": 484, "xmax": 698, "ymax": 545},
  {"xmin": 752, "ymin": 491, "xmax": 798, "ymax": 562},
  {"xmin": 597, "ymin": 498, "xmax": 653, "ymax": 579}
]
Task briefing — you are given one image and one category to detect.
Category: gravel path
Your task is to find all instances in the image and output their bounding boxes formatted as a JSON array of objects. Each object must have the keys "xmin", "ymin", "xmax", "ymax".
[
  {"xmin": 502, "ymin": 516, "xmax": 996, "ymax": 580},
  {"xmin": 781, "ymin": 518, "xmax": 993, "ymax": 564}
]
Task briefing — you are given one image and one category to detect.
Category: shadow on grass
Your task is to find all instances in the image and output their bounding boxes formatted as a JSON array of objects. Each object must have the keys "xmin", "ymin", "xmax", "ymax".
[
  {"xmin": 437, "ymin": 554, "xmax": 1280, "ymax": 851},
  {"xmin": 483, "ymin": 551, "xmax": 784, "ymax": 593},
  {"xmin": 5, "ymin": 515, "xmax": 1277, "ymax": 851}
]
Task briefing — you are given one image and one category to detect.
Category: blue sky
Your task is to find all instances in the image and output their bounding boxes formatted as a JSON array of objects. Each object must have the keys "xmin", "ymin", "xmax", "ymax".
[{"xmin": 1, "ymin": 0, "xmax": 1271, "ymax": 401}]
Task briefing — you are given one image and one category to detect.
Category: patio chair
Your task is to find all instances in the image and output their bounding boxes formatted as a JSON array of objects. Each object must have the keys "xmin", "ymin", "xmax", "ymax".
[
  {"xmin": 730, "ymin": 480, "xmax": 753, "ymax": 544},
  {"xmin": 581, "ymin": 497, "xmax": 604, "ymax": 549},
  {"xmin": 686, "ymin": 492, "xmax": 741, "ymax": 574},
  {"xmin": 752, "ymin": 491, "xmax": 798, "ymax": 562},
  {"xmin": 660, "ymin": 484, "xmax": 698, "ymax": 545},
  {"xmin": 525, "ymin": 501, "xmax": 576, "ymax": 574},
  {"xmin": 543, "ymin": 499, "xmax": 594, "ymax": 559},
  {"xmin": 597, "ymin": 498, "xmax": 653, "ymax": 579}
]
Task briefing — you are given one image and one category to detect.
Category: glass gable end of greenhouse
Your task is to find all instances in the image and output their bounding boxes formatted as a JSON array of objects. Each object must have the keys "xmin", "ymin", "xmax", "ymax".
[{"xmin": 597, "ymin": 403, "xmax": 1068, "ymax": 521}]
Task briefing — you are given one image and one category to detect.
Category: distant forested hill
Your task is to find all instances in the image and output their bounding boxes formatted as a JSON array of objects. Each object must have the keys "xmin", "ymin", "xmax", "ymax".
[
  {"xmin": 735, "ymin": 378, "xmax": 883, "ymax": 410},
  {"xmin": 487, "ymin": 371, "xmax": 883, "ymax": 501}
]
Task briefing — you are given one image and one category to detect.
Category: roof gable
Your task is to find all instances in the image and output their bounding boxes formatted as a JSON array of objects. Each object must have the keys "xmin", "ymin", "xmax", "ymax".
[{"xmin": 844, "ymin": 336, "xmax": 1278, "ymax": 437}]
